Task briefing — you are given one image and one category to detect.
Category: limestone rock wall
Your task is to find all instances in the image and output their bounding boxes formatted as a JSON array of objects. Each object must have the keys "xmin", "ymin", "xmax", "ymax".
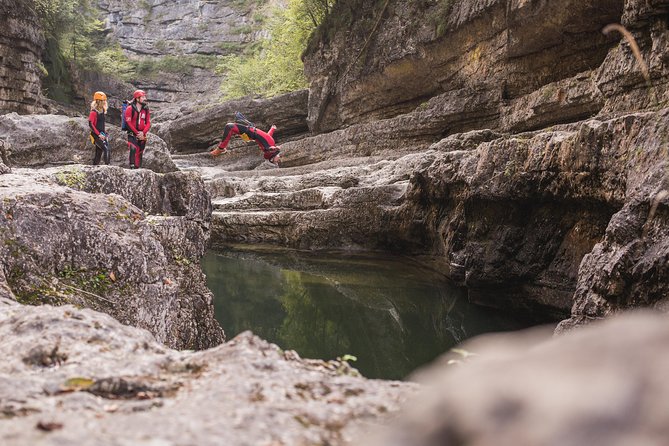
[
  {"xmin": 399, "ymin": 109, "xmax": 668, "ymax": 319},
  {"xmin": 0, "ymin": 0, "xmax": 46, "ymax": 114},
  {"xmin": 97, "ymin": 0, "xmax": 271, "ymax": 104},
  {"xmin": 302, "ymin": 0, "xmax": 669, "ymax": 135}
]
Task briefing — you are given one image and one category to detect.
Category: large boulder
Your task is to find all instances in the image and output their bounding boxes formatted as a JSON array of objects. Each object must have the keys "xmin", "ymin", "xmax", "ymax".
[
  {"xmin": 0, "ymin": 165, "xmax": 223, "ymax": 350},
  {"xmin": 0, "ymin": 113, "xmax": 177, "ymax": 173}
]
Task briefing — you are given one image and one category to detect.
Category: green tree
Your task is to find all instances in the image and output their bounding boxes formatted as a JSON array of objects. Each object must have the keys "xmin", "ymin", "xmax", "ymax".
[
  {"xmin": 217, "ymin": 0, "xmax": 336, "ymax": 99},
  {"xmin": 33, "ymin": 0, "xmax": 122, "ymax": 100},
  {"xmin": 302, "ymin": 0, "xmax": 334, "ymax": 26}
]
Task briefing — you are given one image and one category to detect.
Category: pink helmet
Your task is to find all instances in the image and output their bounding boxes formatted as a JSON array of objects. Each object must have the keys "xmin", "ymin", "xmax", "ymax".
[{"xmin": 133, "ymin": 89, "xmax": 146, "ymax": 99}]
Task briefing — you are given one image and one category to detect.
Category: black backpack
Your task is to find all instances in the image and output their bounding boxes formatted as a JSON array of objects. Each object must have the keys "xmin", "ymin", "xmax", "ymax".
[{"xmin": 121, "ymin": 100, "xmax": 129, "ymax": 131}]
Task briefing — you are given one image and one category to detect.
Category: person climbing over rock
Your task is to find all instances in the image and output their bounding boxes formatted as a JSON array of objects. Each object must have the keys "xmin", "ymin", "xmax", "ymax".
[
  {"xmin": 124, "ymin": 89, "xmax": 151, "ymax": 169},
  {"xmin": 211, "ymin": 112, "xmax": 281, "ymax": 166},
  {"xmin": 88, "ymin": 91, "xmax": 111, "ymax": 165}
]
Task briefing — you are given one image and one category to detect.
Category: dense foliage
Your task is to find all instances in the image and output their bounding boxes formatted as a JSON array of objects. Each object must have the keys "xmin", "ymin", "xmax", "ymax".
[
  {"xmin": 31, "ymin": 0, "xmax": 334, "ymax": 102},
  {"xmin": 33, "ymin": 0, "xmax": 124, "ymax": 101},
  {"xmin": 217, "ymin": 0, "xmax": 336, "ymax": 99}
]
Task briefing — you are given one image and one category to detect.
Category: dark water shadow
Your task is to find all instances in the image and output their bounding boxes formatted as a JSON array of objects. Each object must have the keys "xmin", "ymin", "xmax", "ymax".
[{"xmin": 202, "ymin": 246, "xmax": 535, "ymax": 380}]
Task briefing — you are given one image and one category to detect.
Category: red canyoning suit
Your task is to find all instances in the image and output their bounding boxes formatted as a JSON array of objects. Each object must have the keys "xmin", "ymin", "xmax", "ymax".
[
  {"xmin": 125, "ymin": 101, "xmax": 151, "ymax": 168},
  {"xmin": 217, "ymin": 123, "xmax": 280, "ymax": 162}
]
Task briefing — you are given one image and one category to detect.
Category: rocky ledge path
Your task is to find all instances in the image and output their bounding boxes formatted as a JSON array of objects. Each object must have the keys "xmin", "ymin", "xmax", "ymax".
[{"xmin": 174, "ymin": 152, "xmax": 429, "ymax": 252}]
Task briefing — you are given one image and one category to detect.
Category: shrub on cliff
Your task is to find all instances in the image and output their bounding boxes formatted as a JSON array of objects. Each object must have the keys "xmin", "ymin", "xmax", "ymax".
[{"xmin": 217, "ymin": 0, "xmax": 335, "ymax": 99}]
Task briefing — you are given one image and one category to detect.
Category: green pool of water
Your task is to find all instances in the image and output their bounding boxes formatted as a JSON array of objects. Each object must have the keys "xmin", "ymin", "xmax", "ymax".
[{"xmin": 202, "ymin": 246, "xmax": 531, "ymax": 380}]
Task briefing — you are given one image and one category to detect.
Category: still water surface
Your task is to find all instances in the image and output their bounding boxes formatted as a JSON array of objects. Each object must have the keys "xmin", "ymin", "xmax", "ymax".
[{"xmin": 202, "ymin": 247, "xmax": 530, "ymax": 380}]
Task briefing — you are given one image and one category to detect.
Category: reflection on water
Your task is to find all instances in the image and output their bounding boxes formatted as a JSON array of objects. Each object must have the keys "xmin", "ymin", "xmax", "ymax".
[{"xmin": 202, "ymin": 246, "xmax": 530, "ymax": 380}]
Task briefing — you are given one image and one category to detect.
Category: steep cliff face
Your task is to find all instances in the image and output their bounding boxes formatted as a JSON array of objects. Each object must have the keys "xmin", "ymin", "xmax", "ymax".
[
  {"xmin": 0, "ymin": 0, "xmax": 46, "ymax": 114},
  {"xmin": 302, "ymin": 0, "xmax": 629, "ymax": 133},
  {"xmin": 97, "ymin": 0, "xmax": 270, "ymax": 104}
]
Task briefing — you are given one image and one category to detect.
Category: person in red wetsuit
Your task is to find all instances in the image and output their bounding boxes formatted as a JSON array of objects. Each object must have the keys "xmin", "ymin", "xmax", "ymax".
[
  {"xmin": 88, "ymin": 91, "xmax": 111, "ymax": 165},
  {"xmin": 211, "ymin": 121, "xmax": 281, "ymax": 166},
  {"xmin": 125, "ymin": 89, "xmax": 151, "ymax": 169}
]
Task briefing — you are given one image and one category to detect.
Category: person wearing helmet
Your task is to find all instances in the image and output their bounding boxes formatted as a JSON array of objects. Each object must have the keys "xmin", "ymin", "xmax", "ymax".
[
  {"xmin": 88, "ymin": 91, "xmax": 111, "ymax": 165},
  {"xmin": 124, "ymin": 89, "xmax": 151, "ymax": 169},
  {"xmin": 211, "ymin": 119, "xmax": 281, "ymax": 167}
]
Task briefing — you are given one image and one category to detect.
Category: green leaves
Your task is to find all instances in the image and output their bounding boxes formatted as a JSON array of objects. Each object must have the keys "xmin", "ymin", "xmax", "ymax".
[
  {"xmin": 218, "ymin": 0, "xmax": 336, "ymax": 99},
  {"xmin": 33, "ymin": 0, "xmax": 107, "ymax": 101}
]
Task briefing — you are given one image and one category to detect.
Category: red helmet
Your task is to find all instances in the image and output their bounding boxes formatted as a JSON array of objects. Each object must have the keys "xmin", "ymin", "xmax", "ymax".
[{"xmin": 133, "ymin": 89, "xmax": 146, "ymax": 99}]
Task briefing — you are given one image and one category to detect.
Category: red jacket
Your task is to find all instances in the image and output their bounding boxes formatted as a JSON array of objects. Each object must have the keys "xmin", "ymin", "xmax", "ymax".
[{"xmin": 125, "ymin": 102, "xmax": 151, "ymax": 135}]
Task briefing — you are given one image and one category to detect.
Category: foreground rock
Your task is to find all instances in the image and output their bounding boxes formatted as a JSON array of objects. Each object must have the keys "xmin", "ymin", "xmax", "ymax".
[
  {"xmin": 366, "ymin": 311, "xmax": 669, "ymax": 446},
  {"xmin": 0, "ymin": 300, "xmax": 415, "ymax": 445},
  {"xmin": 0, "ymin": 165, "xmax": 223, "ymax": 349}
]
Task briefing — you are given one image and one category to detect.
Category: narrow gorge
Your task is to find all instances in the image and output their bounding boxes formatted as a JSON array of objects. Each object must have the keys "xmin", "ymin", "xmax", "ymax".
[{"xmin": 0, "ymin": 0, "xmax": 668, "ymax": 444}]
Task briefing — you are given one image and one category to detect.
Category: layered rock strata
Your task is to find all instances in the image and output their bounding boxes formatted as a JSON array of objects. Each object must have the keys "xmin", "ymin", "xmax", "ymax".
[
  {"xmin": 366, "ymin": 312, "xmax": 669, "ymax": 446},
  {"xmin": 302, "ymin": 0, "xmax": 669, "ymax": 138},
  {"xmin": 0, "ymin": 0, "xmax": 46, "ymax": 114}
]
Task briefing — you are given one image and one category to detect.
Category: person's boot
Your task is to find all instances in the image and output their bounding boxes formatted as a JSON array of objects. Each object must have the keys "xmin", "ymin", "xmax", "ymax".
[{"xmin": 210, "ymin": 148, "xmax": 227, "ymax": 156}]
